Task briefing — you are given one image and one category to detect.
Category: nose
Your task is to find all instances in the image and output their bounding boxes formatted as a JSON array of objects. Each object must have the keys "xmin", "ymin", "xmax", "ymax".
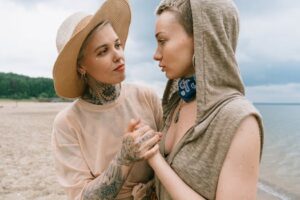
[
  {"xmin": 153, "ymin": 47, "xmax": 162, "ymax": 61},
  {"xmin": 113, "ymin": 48, "xmax": 123, "ymax": 63}
]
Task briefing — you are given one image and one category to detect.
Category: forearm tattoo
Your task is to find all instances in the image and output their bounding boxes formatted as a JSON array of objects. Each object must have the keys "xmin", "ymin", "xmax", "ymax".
[
  {"xmin": 82, "ymin": 157, "xmax": 127, "ymax": 200},
  {"xmin": 82, "ymin": 130, "xmax": 156, "ymax": 199},
  {"xmin": 82, "ymin": 135, "xmax": 144, "ymax": 199}
]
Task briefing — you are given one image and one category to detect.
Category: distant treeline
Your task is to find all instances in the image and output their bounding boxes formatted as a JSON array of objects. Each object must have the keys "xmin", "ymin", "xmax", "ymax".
[{"xmin": 0, "ymin": 72, "xmax": 57, "ymax": 99}]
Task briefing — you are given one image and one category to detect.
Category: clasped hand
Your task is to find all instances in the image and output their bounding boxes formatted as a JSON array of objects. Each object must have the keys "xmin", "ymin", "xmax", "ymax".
[{"xmin": 117, "ymin": 119, "xmax": 162, "ymax": 166}]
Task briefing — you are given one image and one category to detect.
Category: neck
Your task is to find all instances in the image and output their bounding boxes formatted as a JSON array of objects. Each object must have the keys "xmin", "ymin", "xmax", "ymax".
[
  {"xmin": 82, "ymin": 75, "xmax": 121, "ymax": 105},
  {"xmin": 183, "ymin": 69, "xmax": 195, "ymax": 78},
  {"xmin": 183, "ymin": 74, "xmax": 194, "ymax": 78}
]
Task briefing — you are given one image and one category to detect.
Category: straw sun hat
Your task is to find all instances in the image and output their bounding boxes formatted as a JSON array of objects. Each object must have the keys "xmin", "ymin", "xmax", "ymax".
[{"xmin": 53, "ymin": 0, "xmax": 131, "ymax": 98}]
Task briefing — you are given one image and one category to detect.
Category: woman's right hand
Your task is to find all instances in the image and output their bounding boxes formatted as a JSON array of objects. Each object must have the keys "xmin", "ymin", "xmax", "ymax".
[{"xmin": 116, "ymin": 119, "xmax": 162, "ymax": 166}]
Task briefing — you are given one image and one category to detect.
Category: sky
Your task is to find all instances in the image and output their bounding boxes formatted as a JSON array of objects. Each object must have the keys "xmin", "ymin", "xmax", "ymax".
[{"xmin": 0, "ymin": 0, "xmax": 299, "ymax": 103}]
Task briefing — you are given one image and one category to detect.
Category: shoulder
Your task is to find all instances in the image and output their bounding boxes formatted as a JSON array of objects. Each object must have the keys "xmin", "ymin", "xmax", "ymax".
[
  {"xmin": 222, "ymin": 115, "xmax": 261, "ymax": 171},
  {"xmin": 53, "ymin": 101, "xmax": 80, "ymax": 130},
  {"xmin": 216, "ymin": 98, "xmax": 263, "ymax": 131},
  {"xmin": 220, "ymin": 98, "xmax": 259, "ymax": 116},
  {"xmin": 123, "ymin": 83, "xmax": 161, "ymax": 102},
  {"xmin": 234, "ymin": 115, "xmax": 261, "ymax": 148},
  {"xmin": 52, "ymin": 101, "xmax": 82, "ymax": 144},
  {"xmin": 219, "ymin": 98, "xmax": 264, "ymax": 157},
  {"xmin": 208, "ymin": 97, "xmax": 264, "ymax": 155},
  {"xmin": 212, "ymin": 98, "xmax": 258, "ymax": 124},
  {"xmin": 123, "ymin": 83, "xmax": 158, "ymax": 95}
]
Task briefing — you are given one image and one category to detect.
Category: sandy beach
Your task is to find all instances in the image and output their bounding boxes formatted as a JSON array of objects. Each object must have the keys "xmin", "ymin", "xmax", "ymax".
[
  {"xmin": 0, "ymin": 101, "xmax": 286, "ymax": 199},
  {"xmin": 0, "ymin": 101, "xmax": 67, "ymax": 200}
]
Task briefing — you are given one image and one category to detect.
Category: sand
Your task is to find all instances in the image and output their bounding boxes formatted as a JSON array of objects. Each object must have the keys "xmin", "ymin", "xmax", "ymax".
[
  {"xmin": 0, "ymin": 101, "xmax": 277, "ymax": 199},
  {"xmin": 0, "ymin": 101, "xmax": 67, "ymax": 200}
]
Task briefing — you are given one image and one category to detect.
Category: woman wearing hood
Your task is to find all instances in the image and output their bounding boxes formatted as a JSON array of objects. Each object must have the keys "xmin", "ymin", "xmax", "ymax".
[
  {"xmin": 52, "ymin": 0, "xmax": 162, "ymax": 199},
  {"xmin": 147, "ymin": 0, "xmax": 264, "ymax": 199}
]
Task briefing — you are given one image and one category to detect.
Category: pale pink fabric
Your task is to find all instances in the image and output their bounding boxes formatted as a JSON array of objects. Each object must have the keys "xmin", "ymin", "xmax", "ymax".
[{"xmin": 52, "ymin": 84, "xmax": 162, "ymax": 200}]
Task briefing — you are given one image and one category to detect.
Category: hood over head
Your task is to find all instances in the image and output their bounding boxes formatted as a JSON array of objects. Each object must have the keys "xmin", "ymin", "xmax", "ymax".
[{"xmin": 160, "ymin": 0, "xmax": 245, "ymax": 123}]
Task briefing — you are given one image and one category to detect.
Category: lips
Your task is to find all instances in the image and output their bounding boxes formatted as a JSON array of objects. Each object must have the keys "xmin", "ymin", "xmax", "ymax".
[
  {"xmin": 114, "ymin": 64, "xmax": 125, "ymax": 71},
  {"xmin": 159, "ymin": 64, "xmax": 166, "ymax": 72}
]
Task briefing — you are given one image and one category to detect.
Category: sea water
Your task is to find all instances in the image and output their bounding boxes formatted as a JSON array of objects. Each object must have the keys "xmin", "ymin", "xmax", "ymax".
[{"xmin": 256, "ymin": 104, "xmax": 300, "ymax": 200}]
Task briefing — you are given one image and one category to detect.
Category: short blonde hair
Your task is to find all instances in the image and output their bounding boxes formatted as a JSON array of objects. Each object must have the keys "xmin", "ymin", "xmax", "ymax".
[{"xmin": 156, "ymin": 0, "xmax": 193, "ymax": 36}]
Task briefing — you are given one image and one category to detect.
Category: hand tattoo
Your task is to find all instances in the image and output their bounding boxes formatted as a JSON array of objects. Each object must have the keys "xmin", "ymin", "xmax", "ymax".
[{"xmin": 117, "ymin": 136, "xmax": 141, "ymax": 166}]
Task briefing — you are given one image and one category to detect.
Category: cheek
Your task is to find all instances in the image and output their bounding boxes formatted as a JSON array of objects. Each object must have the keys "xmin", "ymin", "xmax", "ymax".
[
  {"xmin": 163, "ymin": 44, "xmax": 177, "ymax": 63},
  {"xmin": 166, "ymin": 39, "xmax": 188, "ymax": 58},
  {"xmin": 87, "ymin": 57, "xmax": 110, "ymax": 75},
  {"xmin": 178, "ymin": 40, "xmax": 193, "ymax": 64},
  {"xmin": 164, "ymin": 44, "xmax": 185, "ymax": 66}
]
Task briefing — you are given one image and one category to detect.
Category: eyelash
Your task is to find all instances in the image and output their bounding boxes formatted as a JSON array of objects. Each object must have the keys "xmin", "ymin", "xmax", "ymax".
[
  {"xmin": 115, "ymin": 42, "xmax": 122, "ymax": 49},
  {"xmin": 98, "ymin": 48, "xmax": 108, "ymax": 56},
  {"xmin": 158, "ymin": 39, "xmax": 166, "ymax": 45},
  {"xmin": 97, "ymin": 42, "xmax": 122, "ymax": 56}
]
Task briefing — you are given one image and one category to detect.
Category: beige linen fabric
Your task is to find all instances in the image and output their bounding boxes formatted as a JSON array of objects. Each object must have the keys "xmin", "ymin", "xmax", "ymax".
[{"xmin": 52, "ymin": 84, "xmax": 163, "ymax": 200}]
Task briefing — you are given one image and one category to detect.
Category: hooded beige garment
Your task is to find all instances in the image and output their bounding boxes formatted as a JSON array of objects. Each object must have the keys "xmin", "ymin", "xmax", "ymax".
[
  {"xmin": 52, "ymin": 84, "xmax": 163, "ymax": 200},
  {"xmin": 155, "ymin": 0, "xmax": 264, "ymax": 199}
]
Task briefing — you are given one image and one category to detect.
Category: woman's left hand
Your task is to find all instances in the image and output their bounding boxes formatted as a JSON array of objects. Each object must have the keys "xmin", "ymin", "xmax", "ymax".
[{"xmin": 142, "ymin": 143, "xmax": 160, "ymax": 160}]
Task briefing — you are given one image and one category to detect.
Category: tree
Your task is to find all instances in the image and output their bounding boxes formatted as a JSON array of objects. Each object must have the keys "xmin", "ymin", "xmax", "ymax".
[{"xmin": 0, "ymin": 72, "xmax": 57, "ymax": 99}]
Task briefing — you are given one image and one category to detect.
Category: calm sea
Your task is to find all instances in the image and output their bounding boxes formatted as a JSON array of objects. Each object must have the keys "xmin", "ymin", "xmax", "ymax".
[{"xmin": 256, "ymin": 104, "xmax": 300, "ymax": 200}]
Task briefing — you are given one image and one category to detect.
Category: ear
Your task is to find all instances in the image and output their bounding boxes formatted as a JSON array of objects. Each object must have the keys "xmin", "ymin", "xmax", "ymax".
[{"xmin": 77, "ymin": 65, "xmax": 87, "ymax": 75}]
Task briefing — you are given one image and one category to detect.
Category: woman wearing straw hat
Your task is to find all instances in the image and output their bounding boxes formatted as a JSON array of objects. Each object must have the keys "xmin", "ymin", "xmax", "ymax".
[
  {"xmin": 52, "ymin": 0, "xmax": 162, "ymax": 199},
  {"xmin": 145, "ymin": 0, "xmax": 264, "ymax": 199}
]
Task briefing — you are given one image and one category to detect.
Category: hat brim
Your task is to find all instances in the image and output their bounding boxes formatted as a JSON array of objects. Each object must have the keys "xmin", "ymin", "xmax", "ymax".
[{"xmin": 53, "ymin": 0, "xmax": 131, "ymax": 98}]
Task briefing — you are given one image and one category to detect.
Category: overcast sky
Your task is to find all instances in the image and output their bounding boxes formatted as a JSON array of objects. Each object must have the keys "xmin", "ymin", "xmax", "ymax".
[{"xmin": 0, "ymin": 0, "xmax": 299, "ymax": 102}]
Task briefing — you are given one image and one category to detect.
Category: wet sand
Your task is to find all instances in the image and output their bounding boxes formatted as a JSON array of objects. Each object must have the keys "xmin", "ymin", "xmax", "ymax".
[{"xmin": 0, "ymin": 101, "xmax": 279, "ymax": 199}]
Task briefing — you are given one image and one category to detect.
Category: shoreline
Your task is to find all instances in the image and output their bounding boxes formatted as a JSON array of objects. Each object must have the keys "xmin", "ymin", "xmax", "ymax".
[{"xmin": 258, "ymin": 179, "xmax": 300, "ymax": 200}]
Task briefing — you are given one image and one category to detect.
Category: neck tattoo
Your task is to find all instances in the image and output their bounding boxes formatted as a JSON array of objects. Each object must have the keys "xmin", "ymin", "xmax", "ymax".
[{"xmin": 82, "ymin": 75, "xmax": 121, "ymax": 105}]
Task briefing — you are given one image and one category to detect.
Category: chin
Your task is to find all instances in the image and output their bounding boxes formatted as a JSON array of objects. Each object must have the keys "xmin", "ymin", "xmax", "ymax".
[
  {"xmin": 166, "ymin": 72, "xmax": 180, "ymax": 80},
  {"xmin": 120, "ymin": 74, "xmax": 126, "ymax": 82},
  {"xmin": 112, "ymin": 75, "xmax": 125, "ymax": 84}
]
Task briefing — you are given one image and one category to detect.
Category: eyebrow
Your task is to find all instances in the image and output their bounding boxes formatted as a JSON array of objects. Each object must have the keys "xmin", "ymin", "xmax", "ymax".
[{"xmin": 94, "ymin": 38, "xmax": 120, "ymax": 53}]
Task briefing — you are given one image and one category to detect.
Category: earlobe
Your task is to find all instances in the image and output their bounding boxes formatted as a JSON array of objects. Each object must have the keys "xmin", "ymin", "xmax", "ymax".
[
  {"xmin": 77, "ymin": 66, "xmax": 86, "ymax": 75},
  {"xmin": 77, "ymin": 66, "xmax": 87, "ymax": 81}
]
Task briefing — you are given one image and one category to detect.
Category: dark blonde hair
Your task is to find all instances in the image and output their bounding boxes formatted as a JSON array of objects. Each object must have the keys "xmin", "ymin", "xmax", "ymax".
[{"xmin": 156, "ymin": 0, "xmax": 193, "ymax": 36}]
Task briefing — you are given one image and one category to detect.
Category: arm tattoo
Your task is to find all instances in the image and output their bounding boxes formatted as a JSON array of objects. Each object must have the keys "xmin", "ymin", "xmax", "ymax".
[
  {"xmin": 82, "ymin": 128, "xmax": 155, "ymax": 200},
  {"xmin": 82, "ymin": 157, "xmax": 127, "ymax": 200},
  {"xmin": 82, "ymin": 135, "xmax": 141, "ymax": 200}
]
